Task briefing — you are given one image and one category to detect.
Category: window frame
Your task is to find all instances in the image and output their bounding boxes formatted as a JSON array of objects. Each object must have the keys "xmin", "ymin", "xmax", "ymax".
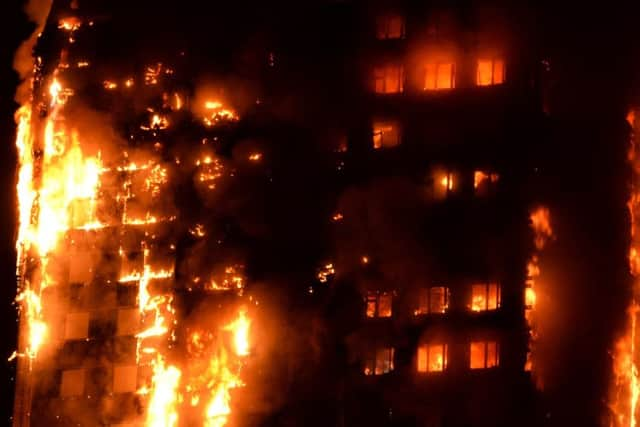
[
  {"xmin": 366, "ymin": 291, "xmax": 393, "ymax": 318},
  {"xmin": 376, "ymin": 14, "xmax": 406, "ymax": 40},
  {"xmin": 374, "ymin": 64, "xmax": 405, "ymax": 94},
  {"xmin": 364, "ymin": 347, "xmax": 395, "ymax": 375},
  {"xmin": 416, "ymin": 286, "xmax": 450, "ymax": 315},
  {"xmin": 469, "ymin": 340, "xmax": 500, "ymax": 369},
  {"xmin": 423, "ymin": 62, "xmax": 456, "ymax": 91},
  {"xmin": 417, "ymin": 342, "xmax": 448, "ymax": 373},
  {"xmin": 476, "ymin": 58, "xmax": 506, "ymax": 86},
  {"xmin": 470, "ymin": 282, "xmax": 501, "ymax": 312},
  {"xmin": 372, "ymin": 120, "xmax": 401, "ymax": 149}
]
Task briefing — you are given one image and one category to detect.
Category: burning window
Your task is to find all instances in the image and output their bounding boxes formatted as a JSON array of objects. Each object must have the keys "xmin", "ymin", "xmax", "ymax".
[
  {"xmin": 374, "ymin": 64, "xmax": 404, "ymax": 94},
  {"xmin": 424, "ymin": 63, "xmax": 455, "ymax": 90},
  {"xmin": 470, "ymin": 282, "xmax": 500, "ymax": 312},
  {"xmin": 473, "ymin": 170, "xmax": 499, "ymax": 196},
  {"xmin": 113, "ymin": 365, "xmax": 138, "ymax": 393},
  {"xmin": 416, "ymin": 286, "xmax": 450, "ymax": 315},
  {"xmin": 469, "ymin": 341, "xmax": 500, "ymax": 369},
  {"xmin": 64, "ymin": 312, "xmax": 89, "ymax": 340},
  {"xmin": 372, "ymin": 121, "xmax": 401, "ymax": 149},
  {"xmin": 376, "ymin": 14, "xmax": 405, "ymax": 39},
  {"xmin": 366, "ymin": 291, "xmax": 393, "ymax": 318},
  {"xmin": 476, "ymin": 59, "xmax": 505, "ymax": 86},
  {"xmin": 364, "ymin": 347, "xmax": 395, "ymax": 375},
  {"xmin": 432, "ymin": 169, "xmax": 457, "ymax": 199},
  {"xmin": 60, "ymin": 369, "xmax": 84, "ymax": 397},
  {"xmin": 417, "ymin": 343, "xmax": 448, "ymax": 372}
]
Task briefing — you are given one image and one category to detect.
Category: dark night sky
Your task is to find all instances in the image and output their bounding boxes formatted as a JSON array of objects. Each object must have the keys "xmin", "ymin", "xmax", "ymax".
[
  {"xmin": 2, "ymin": 1, "xmax": 640, "ymax": 426},
  {"xmin": 2, "ymin": 1, "xmax": 34, "ymax": 424}
]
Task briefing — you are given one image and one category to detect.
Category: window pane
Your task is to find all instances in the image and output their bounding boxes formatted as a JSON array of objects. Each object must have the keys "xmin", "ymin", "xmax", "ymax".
[
  {"xmin": 374, "ymin": 68, "xmax": 385, "ymax": 93},
  {"xmin": 386, "ymin": 66, "xmax": 403, "ymax": 93},
  {"xmin": 364, "ymin": 357, "xmax": 375, "ymax": 375},
  {"xmin": 487, "ymin": 283, "xmax": 500, "ymax": 310},
  {"xmin": 486, "ymin": 341, "xmax": 499, "ymax": 368},
  {"xmin": 375, "ymin": 18, "xmax": 388, "ymax": 39},
  {"xmin": 387, "ymin": 16, "xmax": 404, "ymax": 39},
  {"xmin": 60, "ymin": 369, "xmax": 85, "ymax": 397},
  {"xmin": 428, "ymin": 344, "xmax": 447, "ymax": 372},
  {"xmin": 65, "ymin": 312, "xmax": 89, "ymax": 340},
  {"xmin": 376, "ymin": 15, "xmax": 404, "ymax": 40},
  {"xmin": 416, "ymin": 288, "xmax": 429, "ymax": 315},
  {"xmin": 471, "ymin": 284, "xmax": 487, "ymax": 312},
  {"xmin": 417, "ymin": 345, "xmax": 428, "ymax": 372},
  {"xmin": 437, "ymin": 63, "xmax": 454, "ymax": 89},
  {"xmin": 429, "ymin": 287, "xmax": 448, "ymax": 313},
  {"xmin": 366, "ymin": 293, "xmax": 377, "ymax": 318},
  {"xmin": 371, "ymin": 122, "xmax": 400, "ymax": 149},
  {"xmin": 477, "ymin": 59, "xmax": 493, "ymax": 86},
  {"xmin": 470, "ymin": 341, "xmax": 486, "ymax": 369},
  {"xmin": 378, "ymin": 294, "xmax": 392, "ymax": 317},
  {"xmin": 493, "ymin": 59, "xmax": 505, "ymax": 84},
  {"xmin": 375, "ymin": 348, "xmax": 394, "ymax": 374},
  {"xmin": 374, "ymin": 66, "xmax": 403, "ymax": 94},
  {"xmin": 424, "ymin": 64, "xmax": 437, "ymax": 90},
  {"xmin": 372, "ymin": 130, "xmax": 383, "ymax": 149}
]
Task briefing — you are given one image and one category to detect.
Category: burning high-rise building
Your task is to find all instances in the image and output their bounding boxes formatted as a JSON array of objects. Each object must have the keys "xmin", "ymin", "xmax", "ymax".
[{"xmin": 6, "ymin": 0, "xmax": 640, "ymax": 426}]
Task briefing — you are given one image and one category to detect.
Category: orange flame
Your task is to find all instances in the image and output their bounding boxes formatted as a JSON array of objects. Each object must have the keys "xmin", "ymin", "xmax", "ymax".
[
  {"xmin": 525, "ymin": 206, "xmax": 554, "ymax": 377},
  {"xmin": 610, "ymin": 108, "xmax": 640, "ymax": 427}
]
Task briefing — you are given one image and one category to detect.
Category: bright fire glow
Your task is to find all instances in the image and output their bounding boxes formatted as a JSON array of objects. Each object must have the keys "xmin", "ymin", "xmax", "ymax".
[
  {"xmin": 14, "ymin": 77, "xmax": 102, "ymax": 362},
  {"xmin": 610, "ymin": 109, "xmax": 640, "ymax": 427},
  {"xmin": 525, "ymin": 206, "xmax": 554, "ymax": 376},
  {"xmin": 202, "ymin": 100, "xmax": 238, "ymax": 127}
]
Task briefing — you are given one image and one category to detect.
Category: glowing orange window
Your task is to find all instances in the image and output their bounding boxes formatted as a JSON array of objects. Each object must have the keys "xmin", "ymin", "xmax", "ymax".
[
  {"xmin": 415, "ymin": 287, "xmax": 450, "ymax": 315},
  {"xmin": 376, "ymin": 15, "xmax": 405, "ymax": 40},
  {"xmin": 476, "ymin": 59, "xmax": 505, "ymax": 86},
  {"xmin": 470, "ymin": 282, "xmax": 500, "ymax": 312},
  {"xmin": 473, "ymin": 170, "xmax": 499, "ymax": 195},
  {"xmin": 372, "ymin": 121, "xmax": 400, "ymax": 149},
  {"xmin": 424, "ymin": 63, "xmax": 455, "ymax": 90},
  {"xmin": 374, "ymin": 65, "xmax": 404, "ymax": 94},
  {"xmin": 469, "ymin": 341, "xmax": 499, "ymax": 369},
  {"xmin": 433, "ymin": 170, "xmax": 456, "ymax": 199},
  {"xmin": 417, "ymin": 343, "xmax": 448, "ymax": 372},
  {"xmin": 364, "ymin": 347, "xmax": 395, "ymax": 375},
  {"xmin": 366, "ymin": 291, "xmax": 393, "ymax": 318}
]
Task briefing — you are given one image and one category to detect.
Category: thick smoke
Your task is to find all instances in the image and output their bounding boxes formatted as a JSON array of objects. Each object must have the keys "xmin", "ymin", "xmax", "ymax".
[{"xmin": 13, "ymin": 0, "xmax": 53, "ymax": 103}]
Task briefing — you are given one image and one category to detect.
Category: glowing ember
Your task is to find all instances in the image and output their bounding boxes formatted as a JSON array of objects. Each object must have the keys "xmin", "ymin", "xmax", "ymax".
[
  {"xmin": 317, "ymin": 263, "xmax": 335, "ymax": 283},
  {"xmin": 103, "ymin": 80, "xmax": 118, "ymax": 90},
  {"xmin": 206, "ymin": 265, "xmax": 245, "ymax": 292}
]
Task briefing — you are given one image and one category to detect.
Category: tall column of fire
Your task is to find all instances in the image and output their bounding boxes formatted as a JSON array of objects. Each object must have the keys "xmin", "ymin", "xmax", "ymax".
[{"xmin": 12, "ymin": 2, "xmax": 254, "ymax": 426}]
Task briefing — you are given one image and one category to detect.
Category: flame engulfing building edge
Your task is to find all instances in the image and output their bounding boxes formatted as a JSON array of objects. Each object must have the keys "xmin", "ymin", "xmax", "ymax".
[
  {"xmin": 525, "ymin": 206, "xmax": 553, "ymax": 386},
  {"xmin": 609, "ymin": 110, "xmax": 640, "ymax": 427},
  {"xmin": 11, "ymin": 2, "xmax": 253, "ymax": 426}
]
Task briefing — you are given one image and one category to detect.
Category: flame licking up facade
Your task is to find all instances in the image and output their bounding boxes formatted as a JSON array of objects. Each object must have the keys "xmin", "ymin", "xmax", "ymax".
[
  {"xmin": 610, "ymin": 110, "xmax": 640, "ymax": 427},
  {"xmin": 525, "ymin": 207, "xmax": 553, "ymax": 380},
  {"xmin": 12, "ymin": 2, "xmax": 252, "ymax": 426},
  {"xmin": 10, "ymin": 1, "xmax": 640, "ymax": 427}
]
